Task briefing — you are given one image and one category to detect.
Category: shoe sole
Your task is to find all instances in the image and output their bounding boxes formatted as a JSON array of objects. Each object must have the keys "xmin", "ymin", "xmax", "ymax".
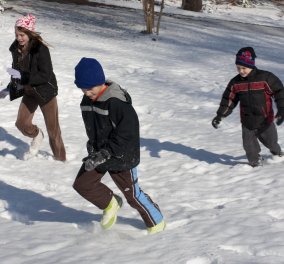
[
  {"xmin": 101, "ymin": 212, "xmax": 119, "ymax": 230},
  {"xmin": 101, "ymin": 196, "xmax": 123, "ymax": 230},
  {"xmin": 147, "ymin": 221, "xmax": 166, "ymax": 234}
]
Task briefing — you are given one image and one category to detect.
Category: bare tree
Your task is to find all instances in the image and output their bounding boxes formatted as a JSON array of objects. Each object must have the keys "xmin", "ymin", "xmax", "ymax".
[
  {"xmin": 142, "ymin": 0, "xmax": 155, "ymax": 34},
  {"xmin": 156, "ymin": 0, "xmax": 165, "ymax": 35}
]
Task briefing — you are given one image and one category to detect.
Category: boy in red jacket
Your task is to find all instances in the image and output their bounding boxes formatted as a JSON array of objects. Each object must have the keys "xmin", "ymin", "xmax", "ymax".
[{"xmin": 212, "ymin": 47, "xmax": 284, "ymax": 167}]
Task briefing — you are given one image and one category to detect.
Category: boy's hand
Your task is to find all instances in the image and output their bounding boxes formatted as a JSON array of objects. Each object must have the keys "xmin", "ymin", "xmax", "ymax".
[
  {"xmin": 275, "ymin": 108, "xmax": 284, "ymax": 126},
  {"xmin": 82, "ymin": 149, "xmax": 111, "ymax": 171},
  {"xmin": 212, "ymin": 115, "xmax": 222, "ymax": 129}
]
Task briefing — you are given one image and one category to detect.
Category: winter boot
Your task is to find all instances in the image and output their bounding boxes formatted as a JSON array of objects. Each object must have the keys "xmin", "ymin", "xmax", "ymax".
[
  {"xmin": 101, "ymin": 194, "xmax": 123, "ymax": 230},
  {"xmin": 271, "ymin": 150, "xmax": 284, "ymax": 157},
  {"xmin": 249, "ymin": 159, "xmax": 263, "ymax": 167},
  {"xmin": 24, "ymin": 129, "xmax": 44, "ymax": 160},
  {"xmin": 248, "ymin": 154, "xmax": 264, "ymax": 167},
  {"xmin": 147, "ymin": 220, "xmax": 166, "ymax": 234}
]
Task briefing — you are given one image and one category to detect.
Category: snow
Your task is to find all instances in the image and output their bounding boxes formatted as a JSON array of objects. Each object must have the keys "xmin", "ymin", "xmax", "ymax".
[{"xmin": 1, "ymin": 0, "xmax": 284, "ymax": 263}]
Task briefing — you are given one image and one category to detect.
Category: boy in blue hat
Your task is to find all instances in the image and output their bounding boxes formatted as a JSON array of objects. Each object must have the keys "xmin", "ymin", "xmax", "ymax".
[
  {"xmin": 73, "ymin": 57, "xmax": 165, "ymax": 233},
  {"xmin": 212, "ymin": 47, "xmax": 284, "ymax": 167}
]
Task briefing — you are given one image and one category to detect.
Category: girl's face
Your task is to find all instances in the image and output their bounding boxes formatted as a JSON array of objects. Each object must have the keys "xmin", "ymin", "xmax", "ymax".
[
  {"xmin": 236, "ymin": 65, "xmax": 253, "ymax": 78},
  {"xmin": 15, "ymin": 28, "xmax": 30, "ymax": 48}
]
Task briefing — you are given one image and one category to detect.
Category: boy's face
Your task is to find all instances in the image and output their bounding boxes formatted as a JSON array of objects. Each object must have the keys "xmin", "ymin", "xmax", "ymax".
[
  {"xmin": 236, "ymin": 65, "xmax": 253, "ymax": 78},
  {"xmin": 81, "ymin": 84, "xmax": 104, "ymax": 101}
]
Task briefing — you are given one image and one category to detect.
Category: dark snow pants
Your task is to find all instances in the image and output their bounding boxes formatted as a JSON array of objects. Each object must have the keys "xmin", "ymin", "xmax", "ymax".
[
  {"xmin": 73, "ymin": 166, "xmax": 163, "ymax": 227},
  {"xmin": 242, "ymin": 123, "xmax": 281, "ymax": 163}
]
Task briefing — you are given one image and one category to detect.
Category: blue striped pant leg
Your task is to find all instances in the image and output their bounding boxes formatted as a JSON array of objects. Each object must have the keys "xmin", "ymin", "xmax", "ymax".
[{"xmin": 110, "ymin": 167, "xmax": 163, "ymax": 228}]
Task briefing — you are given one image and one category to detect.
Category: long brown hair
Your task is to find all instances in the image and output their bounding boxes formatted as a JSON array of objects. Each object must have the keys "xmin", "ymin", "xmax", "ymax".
[{"xmin": 16, "ymin": 26, "xmax": 50, "ymax": 50}]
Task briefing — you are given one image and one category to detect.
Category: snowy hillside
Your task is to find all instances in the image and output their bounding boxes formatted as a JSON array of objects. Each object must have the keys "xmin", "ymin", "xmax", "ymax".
[{"xmin": 1, "ymin": 0, "xmax": 284, "ymax": 263}]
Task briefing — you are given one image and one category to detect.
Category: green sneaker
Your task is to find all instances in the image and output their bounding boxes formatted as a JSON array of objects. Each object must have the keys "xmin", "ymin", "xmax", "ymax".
[
  {"xmin": 101, "ymin": 194, "xmax": 123, "ymax": 230},
  {"xmin": 147, "ymin": 220, "xmax": 166, "ymax": 234}
]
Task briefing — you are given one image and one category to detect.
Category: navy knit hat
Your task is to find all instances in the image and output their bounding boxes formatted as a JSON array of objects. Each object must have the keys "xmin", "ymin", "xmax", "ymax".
[
  {"xmin": 235, "ymin": 47, "xmax": 257, "ymax": 69},
  {"xmin": 74, "ymin": 57, "xmax": 105, "ymax": 89}
]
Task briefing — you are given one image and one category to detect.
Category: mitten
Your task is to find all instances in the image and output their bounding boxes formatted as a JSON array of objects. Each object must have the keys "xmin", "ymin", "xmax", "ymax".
[
  {"xmin": 83, "ymin": 149, "xmax": 111, "ymax": 171},
  {"xmin": 212, "ymin": 115, "xmax": 222, "ymax": 129},
  {"xmin": 86, "ymin": 141, "xmax": 95, "ymax": 156},
  {"xmin": 7, "ymin": 68, "xmax": 21, "ymax": 79},
  {"xmin": 275, "ymin": 108, "xmax": 284, "ymax": 126}
]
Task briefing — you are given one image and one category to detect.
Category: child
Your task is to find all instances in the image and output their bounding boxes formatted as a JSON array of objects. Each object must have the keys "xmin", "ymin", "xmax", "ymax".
[
  {"xmin": 212, "ymin": 47, "xmax": 284, "ymax": 167},
  {"xmin": 1, "ymin": 14, "xmax": 66, "ymax": 161},
  {"xmin": 73, "ymin": 57, "xmax": 165, "ymax": 233}
]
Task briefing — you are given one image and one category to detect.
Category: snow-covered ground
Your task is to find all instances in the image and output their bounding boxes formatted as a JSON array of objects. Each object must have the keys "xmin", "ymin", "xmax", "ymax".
[{"xmin": 1, "ymin": 0, "xmax": 284, "ymax": 263}]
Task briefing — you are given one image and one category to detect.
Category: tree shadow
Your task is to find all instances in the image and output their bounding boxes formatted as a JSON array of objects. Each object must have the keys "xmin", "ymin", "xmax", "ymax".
[
  {"xmin": 140, "ymin": 137, "xmax": 246, "ymax": 166},
  {"xmin": 0, "ymin": 180, "xmax": 145, "ymax": 229},
  {"xmin": 0, "ymin": 127, "xmax": 28, "ymax": 159}
]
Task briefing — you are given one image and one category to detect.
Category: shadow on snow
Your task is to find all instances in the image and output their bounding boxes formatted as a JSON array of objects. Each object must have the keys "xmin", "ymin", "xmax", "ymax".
[
  {"xmin": 0, "ymin": 127, "xmax": 29, "ymax": 159},
  {"xmin": 141, "ymin": 137, "xmax": 246, "ymax": 166},
  {"xmin": 0, "ymin": 180, "xmax": 145, "ymax": 229},
  {"xmin": 0, "ymin": 180, "xmax": 100, "ymax": 225},
  {"xmin": 0, "ymin": 127, "xmax": 245, "ymax": 165}
]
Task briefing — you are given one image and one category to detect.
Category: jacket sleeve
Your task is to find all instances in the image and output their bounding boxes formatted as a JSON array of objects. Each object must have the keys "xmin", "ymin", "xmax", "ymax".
[
  {"xmin": 267, "ymin": 72, "xmax": 284, "ymax": 109},
  {"xmin": 217, "ymin": 79, "xmax": 239, "ymax": 117},
  {"xmin": 105, "ymin": 99, "xmax": 139, "ymax": 158},
  {"xmin": 28, "ymin": 45, "xmax": 54, "ymax": 86}
]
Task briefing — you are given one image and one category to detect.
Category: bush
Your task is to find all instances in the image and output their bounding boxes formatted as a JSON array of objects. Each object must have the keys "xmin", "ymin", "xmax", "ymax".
[{"xmin": 213, "ymin": 0, "xmax": 254, "ymax": 7}]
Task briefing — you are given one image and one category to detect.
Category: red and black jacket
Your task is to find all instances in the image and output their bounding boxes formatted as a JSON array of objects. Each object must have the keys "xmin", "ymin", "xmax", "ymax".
[{"xmin": 217, "ymin": 68, "xmax": 284, "ymax": 130}]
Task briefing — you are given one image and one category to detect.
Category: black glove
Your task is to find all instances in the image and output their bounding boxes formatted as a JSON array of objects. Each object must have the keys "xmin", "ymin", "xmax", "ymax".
[
  {"xmin": 212, "ymin": 115, "xmax": 222, "ymax": 129},
  {"xmin": 86, "ymin": 141, "xmax": 95, "ymax": 156},
  {"xmin": 275, "ymin": 108, "xmax": 284, "ymax": 126},
  {"xmin": 82, "ymin": 149, "xmax": 111, "ymax": 171}
]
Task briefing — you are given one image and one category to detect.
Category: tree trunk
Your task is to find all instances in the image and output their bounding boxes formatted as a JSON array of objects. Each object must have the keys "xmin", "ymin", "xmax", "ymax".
[
  {"xmin": 156, "ymin": 0, "xmax": 165, "ymax": 35},
  {"xmin": 182, "ymin": 0, "xmax": 202, "ymax": 12},
  {"xmin": 143, "ymin": 0, "xmax": 155, "ymax": 34}
]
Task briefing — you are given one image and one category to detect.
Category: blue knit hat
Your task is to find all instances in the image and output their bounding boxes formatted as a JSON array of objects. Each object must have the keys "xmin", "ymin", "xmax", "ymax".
[
  {"xmin": 74, "ymin": 57, "xmax": 105, "ymax": 89},
  {"xmin": 235, "ymin": 47, "xmax": 257, "ymax": 69}
]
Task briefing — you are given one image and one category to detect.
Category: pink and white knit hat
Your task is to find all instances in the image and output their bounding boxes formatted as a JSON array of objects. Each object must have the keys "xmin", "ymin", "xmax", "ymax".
[{"xmin": 15, "ymin": 14, "xmax": 36, "ymax": 32}]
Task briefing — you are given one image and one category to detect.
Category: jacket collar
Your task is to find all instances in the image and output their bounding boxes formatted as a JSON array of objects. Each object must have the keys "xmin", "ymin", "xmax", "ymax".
[
  {"xmin": 9, "ymin": 39, "xmax": 41, "ymax": 54},
  {"xmin": 246, "ymin": 67, "xmax": 257, "ymax": 80},
  {"xmin": 239, "ymin": 67, "xmax": 257, "ymax": 81}
]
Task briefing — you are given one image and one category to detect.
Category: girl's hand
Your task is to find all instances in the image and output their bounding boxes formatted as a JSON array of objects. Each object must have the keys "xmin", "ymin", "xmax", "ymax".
[{"xmin": 24, "ymin": 85, "xmax": 34, "ymax": 96}]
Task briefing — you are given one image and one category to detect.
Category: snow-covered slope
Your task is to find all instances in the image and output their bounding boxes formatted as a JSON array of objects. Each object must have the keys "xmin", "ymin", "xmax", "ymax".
[{"xmin": 1, "ymin": 1, "xmax": 284, "ymax": 263}]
